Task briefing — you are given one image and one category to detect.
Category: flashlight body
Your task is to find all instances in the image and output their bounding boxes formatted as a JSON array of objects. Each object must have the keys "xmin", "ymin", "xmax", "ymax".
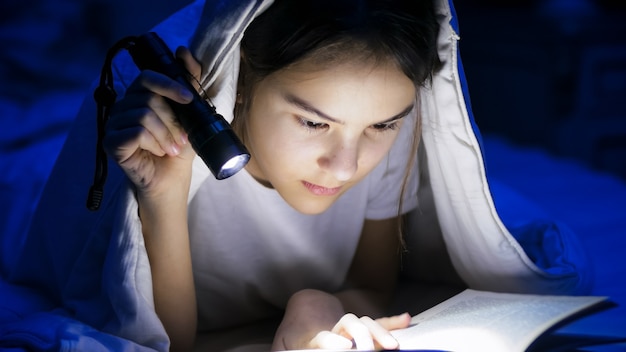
[{"xmin": 127, "ymin": 32, "xmax": 249, "ymax": 179}]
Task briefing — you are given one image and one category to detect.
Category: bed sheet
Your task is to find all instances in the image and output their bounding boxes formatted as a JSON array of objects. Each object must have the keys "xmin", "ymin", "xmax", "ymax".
[{"xmin": 483, "ymin": 136, "xmax": 626, "ymax": 349}]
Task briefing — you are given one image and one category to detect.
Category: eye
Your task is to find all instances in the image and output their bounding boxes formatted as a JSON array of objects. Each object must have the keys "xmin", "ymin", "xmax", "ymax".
[
  {"xmin": 296, "ymin": 117, "xmax": 328, "ymax": 132},
  {"xmin": 371, "ymin": 120, "xmax": 400, "ymax": 132}
]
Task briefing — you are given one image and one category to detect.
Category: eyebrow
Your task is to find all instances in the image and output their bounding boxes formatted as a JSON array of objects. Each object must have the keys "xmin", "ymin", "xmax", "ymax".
[{"xmin": 284, "ymin": 93, "xmax": 414, "ymax": 125}]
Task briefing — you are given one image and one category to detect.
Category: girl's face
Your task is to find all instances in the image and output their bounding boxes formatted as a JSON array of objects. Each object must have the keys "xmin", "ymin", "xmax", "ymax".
[{"xmin": 243, "ymin": 58, "xmax": 416, "ymax": 215}]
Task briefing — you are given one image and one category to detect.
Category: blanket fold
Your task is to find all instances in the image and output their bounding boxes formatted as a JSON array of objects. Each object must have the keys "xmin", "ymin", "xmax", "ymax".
[{"xmin": 405, "ymin": 0, "xmax": 592, "ymax": 295}]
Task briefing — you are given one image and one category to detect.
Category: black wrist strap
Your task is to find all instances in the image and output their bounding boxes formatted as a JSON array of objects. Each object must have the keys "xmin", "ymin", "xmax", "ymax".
[{"xmin": 86, "ymin": 36, "xmax": 137, "ymax": 211}]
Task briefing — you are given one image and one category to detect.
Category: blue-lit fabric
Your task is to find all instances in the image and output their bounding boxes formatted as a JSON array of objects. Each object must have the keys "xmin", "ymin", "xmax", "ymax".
[
  {"xmin": 1, "ymin": 0, "xmax": 592, "ymax": 350},
  {"xmin": 417, "ymin": 0, "xmax": 592, "ymax": 294}
]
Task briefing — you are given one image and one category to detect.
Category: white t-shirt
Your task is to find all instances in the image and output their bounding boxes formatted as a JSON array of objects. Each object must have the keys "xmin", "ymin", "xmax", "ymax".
[{"xmin": 187, "ymin": 112, "xmax": 419, "ymax": 331}]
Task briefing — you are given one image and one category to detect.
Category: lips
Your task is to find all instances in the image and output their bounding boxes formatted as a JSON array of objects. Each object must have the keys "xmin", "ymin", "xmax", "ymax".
[{"xmin": 302, "ymin": 181, "xmax": 342, "ymax": 196}]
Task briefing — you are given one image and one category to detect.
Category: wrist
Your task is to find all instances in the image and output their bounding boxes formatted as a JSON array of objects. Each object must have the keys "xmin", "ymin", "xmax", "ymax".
[
  {"xmin": 274, "ymin": 289, "xmax": 345, "ymax": 350},
  {"xmin": 134, "ymin": 156, "xmax": 193, "ymax": 204},
  {"xmin": 286, "ymin": 289, "xmax": 345, "ymax": 328},
  {"xmin": 136, "ymin": 180, "xmax": 190, "ymax": 235},
  {"xmin": 136, "ymin": 174, "xmax": 191, "ymax": 206}
]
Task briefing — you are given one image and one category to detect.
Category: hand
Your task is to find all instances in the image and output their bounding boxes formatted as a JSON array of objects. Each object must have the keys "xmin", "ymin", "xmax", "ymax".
[
  {"xmin": 309, "ymin": 312, "xmax": 411, "ymax": 351},
  {"xmin": 103, "ymin": 46, "xmax": 201, "ymax": 198},
  {"xmin": 272, "ymin": 289, "xmax": 411, "ymax": 351}
]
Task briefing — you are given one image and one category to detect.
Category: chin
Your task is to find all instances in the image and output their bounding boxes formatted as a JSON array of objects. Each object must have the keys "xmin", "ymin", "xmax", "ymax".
[
  {"xmin": 289, "ymin": 196, "xmax": 337, "ymax": 215},
  {"xmin": 276, "ymin": 181, "xmax": 350, "ymax": 215}
]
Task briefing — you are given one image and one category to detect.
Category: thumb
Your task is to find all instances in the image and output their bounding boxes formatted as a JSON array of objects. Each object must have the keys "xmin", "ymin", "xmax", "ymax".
[{"xmin": 310, "ymin": 331, "xmax": 354, "ymax": 350}]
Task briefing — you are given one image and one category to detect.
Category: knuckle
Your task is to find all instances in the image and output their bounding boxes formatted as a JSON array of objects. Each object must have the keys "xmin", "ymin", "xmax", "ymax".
[
  {"xmin": 338, "ymin": 313, "xmax": 358, "ymax": 325},
  {"xmin": 135, "ymin": 106, "xmax": 160, "ymax": 126},
  {"xmin": 135, "ymin": 70, "xmax": 176, "ymax": 96},
  {"xmin": 359, "ymin": 316, "xmax": 375, "ymax": 323},
  {"xmin": 137, "ymin": 70, "xmax": 158, "ymax": 84}
]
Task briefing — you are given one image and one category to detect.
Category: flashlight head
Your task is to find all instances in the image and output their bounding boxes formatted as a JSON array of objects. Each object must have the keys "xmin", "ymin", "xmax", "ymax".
[
  {"xmin": 128, "ymin": 32, "xmax": 250, "ymax": 179},
  {"xmin": 189, "ymin": 120, "xmax": 250, "ymax": 180},
  {"xmin": 169, "ymin": 96, "xmax": 250, "ymax": 180}
]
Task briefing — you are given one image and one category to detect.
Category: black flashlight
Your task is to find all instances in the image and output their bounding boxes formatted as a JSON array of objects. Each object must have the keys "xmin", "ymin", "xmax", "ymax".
[
  {"xmin": 87, "ymin": 32, "xmax": 249, "ymax": 211},
  {"xmin": 128, "ymin": 32, "xmax": 250, "ymax": 179}
]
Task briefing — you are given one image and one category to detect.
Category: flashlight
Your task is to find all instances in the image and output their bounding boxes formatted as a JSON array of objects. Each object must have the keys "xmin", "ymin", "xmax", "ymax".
[{"xmin": 128, "ymin": 32, "xmax": 249, "ymax": 179}]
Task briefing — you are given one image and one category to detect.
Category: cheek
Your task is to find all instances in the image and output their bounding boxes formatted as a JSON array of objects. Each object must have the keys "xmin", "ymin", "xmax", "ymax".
[
  {"xmin": 277, "ymin": 135, "xmax": 322, "ymax": 169},
  {"xmin": 252, "ymin": 121, "xmax": 318, "ymax": 172},
  {"xmin": 355, "ymin": 135, "xmax": 399, "ymax": 175},
  {"xmin": 246, "ymin": 104, "xmax": 283, "ymax": 157}
]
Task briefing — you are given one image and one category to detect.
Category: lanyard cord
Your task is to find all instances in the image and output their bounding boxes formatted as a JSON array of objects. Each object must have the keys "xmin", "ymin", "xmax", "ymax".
[{"xmin": 86, "ymin": 36, "xmax": 138, "ymax": 211}]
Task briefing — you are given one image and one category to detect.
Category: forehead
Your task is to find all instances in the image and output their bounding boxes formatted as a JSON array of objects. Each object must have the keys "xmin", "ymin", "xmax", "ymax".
[{"xmin": 264, "ymin": 57, "xmax": 417, "ymax": 118}]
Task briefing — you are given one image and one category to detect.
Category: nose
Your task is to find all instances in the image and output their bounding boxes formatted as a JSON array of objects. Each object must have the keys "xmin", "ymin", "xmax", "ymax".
[{"xmin": 317, "ymin": 138, "xmax": 359, "ymax": 182}]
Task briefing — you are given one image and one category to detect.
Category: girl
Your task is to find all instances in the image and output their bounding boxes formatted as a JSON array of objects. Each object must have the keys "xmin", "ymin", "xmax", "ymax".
[
  {"xmin": 5, "ymin": 0, "xmax": 594, "ymax": 350},
  {"xmin": 13, "ymin": 0, "xmax": 441, "ymax": 350},
  {"xmin": 105, "ymin": 0, "xmax": 440, "ymax": 350}
]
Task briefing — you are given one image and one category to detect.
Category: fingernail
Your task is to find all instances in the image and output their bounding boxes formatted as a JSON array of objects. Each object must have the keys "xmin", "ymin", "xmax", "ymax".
[
  {"xmin": 383, "ymin": 335, "xmax": 399, "ymax": 349},
  {"xmin": 180, "ymin": 88, "xmax": 193, "ymax": 101},
  {"xmin": 180, "ymin": 133, "xmax": 188, "ymax": 145},
  {"xmin": 171, "ymin": 144, "xmax": 180, "ymax": 155}
]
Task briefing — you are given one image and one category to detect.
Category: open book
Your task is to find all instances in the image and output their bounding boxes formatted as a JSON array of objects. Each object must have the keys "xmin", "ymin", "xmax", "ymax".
[{"xmin": 389, "ymin": 289, "xmax": 623, "ymax": 352}]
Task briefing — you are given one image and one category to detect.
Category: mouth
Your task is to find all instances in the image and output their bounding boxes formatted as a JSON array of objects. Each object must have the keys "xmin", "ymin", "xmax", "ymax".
[{"xmin": 302, "ymin": 181, "xmax": 342, "ymax": 196}]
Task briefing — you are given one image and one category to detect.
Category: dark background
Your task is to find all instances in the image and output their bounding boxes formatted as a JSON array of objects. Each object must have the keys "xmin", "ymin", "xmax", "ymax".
[{"xmin": 456, "ymin": 0, "xmax": 626, "ymax": 178}]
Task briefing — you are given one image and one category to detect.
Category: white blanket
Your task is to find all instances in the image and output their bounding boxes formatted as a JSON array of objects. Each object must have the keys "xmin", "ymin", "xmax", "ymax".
[{"xmin": 2, "ymin": 0, "xmax": 592, "ymax": 350}]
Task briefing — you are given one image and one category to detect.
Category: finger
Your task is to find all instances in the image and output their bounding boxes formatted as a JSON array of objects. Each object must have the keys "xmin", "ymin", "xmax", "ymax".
[
  {"xmin": 310, "ymin": 331, "xmax": 353, "ymax": 350},
  {"xmin": 359, "ymin": 316, "xmax": 399, "ymax": 350},
  {"xmin": 111, "ymin": 91, "xmax": 188, "ymax": 147},
  {"xmin": 107, "ymin": 108, "xmax": 181, "ymax": 157},
  {"xmin": 126, "ymin": 70, "xmax": 194, "ymax": 105},
  {"xmin": 375, "ymin": 312, "xmax": 412, "ymax": 331},
  {"xmin": 332, "ymin": 314, "xmax": 375, "ymax": 351},
  {"xmin": 176, "ymin": 46, "xmax": 203, "ymax": 92},
  {"xmin": 103, "ymin": 126, "xmax": 166, "ymax": 165}
]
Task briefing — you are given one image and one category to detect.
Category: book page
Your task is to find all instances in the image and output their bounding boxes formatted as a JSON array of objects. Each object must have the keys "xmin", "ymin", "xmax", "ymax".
[{"xmin": 391, "ymin": 289, "xmax": 607, "ymax": 352}]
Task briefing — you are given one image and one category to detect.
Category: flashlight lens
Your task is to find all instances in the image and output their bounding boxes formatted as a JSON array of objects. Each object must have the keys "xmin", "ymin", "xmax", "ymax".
[
  {"xmin": 189, "ymin": 124, "xmax": 250, "ymax": 180},
  {"xmin": 217, "ymin": 154, "xmax": 251, "ymax": 179}
]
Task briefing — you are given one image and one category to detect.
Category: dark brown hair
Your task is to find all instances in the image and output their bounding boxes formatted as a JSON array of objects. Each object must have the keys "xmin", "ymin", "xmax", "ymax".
[{"xmin": 234, "ymin": 0, "xmax": 441, "ymax": 245}]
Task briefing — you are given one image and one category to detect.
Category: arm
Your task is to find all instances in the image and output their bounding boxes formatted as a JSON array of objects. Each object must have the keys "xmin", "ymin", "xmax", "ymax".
[
  {"xmin": 104, "ymin": 47, "xmax": 201, "ymax": 352},
  {"xmin": 272, "ymin": 217, "xmax": 410, "ymax": 351},
  {"xmin": 139, "ymin": 181, "xmax": 197, "ymax": 352},
  {"xmin": 112, "ymin": 103, "xmax": 198, "ymax": 351}
]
